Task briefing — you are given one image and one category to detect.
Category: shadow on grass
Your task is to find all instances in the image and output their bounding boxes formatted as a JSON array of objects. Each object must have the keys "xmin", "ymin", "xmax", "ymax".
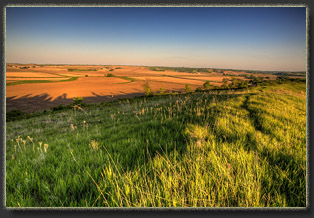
[{"xmin": 6, "ymin": 91, "xmax": 145, "ymax": 113}]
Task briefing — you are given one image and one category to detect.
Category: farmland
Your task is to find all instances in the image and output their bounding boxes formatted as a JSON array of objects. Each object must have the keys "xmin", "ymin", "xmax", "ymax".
[{"xmin": 6, "ymin": 64, "xmax": 305, "ymax": 113}]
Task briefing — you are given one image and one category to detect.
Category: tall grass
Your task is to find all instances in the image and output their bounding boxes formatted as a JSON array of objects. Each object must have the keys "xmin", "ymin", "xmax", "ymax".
[{"xmin": 6, "ymin": 81, "xmax": 306, "ymax": 207}]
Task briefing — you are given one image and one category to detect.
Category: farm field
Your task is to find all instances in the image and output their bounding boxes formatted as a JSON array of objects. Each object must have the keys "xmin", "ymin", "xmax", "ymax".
[
  {"xmin": 6, "ymin": 80, "xmax": 307, "ymax": 207},
  {"xmin": 6, "ymin": 64, "xmax": 305, "ymax": 113}
]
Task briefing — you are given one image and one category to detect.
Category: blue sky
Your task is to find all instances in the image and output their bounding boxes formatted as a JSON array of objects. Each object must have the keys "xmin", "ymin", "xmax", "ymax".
[{"xmin": 6, "ymin": 7, "xmax": 306, "ymax": 71}]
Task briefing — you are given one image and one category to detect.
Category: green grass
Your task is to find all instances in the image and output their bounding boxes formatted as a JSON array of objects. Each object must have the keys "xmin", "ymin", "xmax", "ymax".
[
  {"xmin": 104, "ymin": 73, "xmax": 136, "ymax": 84},
  {"xmin": 6, "ymin": 77, "xmax": 79, "ymax": 86},
  {"xmin": 115, "ymin": 76, "xmax": 136, "ymax": 84},
  {"xmin": 6, "ymin": 81, "xmax": 306, "ymax": 207}
]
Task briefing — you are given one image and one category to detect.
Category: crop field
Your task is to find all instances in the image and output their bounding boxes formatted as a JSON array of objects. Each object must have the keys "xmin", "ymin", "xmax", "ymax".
[
  {"xmin": 7, "ymin": 64, "xmax": 299, "ymax": 113},
  {"xmin": 5, "ymin": 77, "xmax": 307, "ymax": 207}
]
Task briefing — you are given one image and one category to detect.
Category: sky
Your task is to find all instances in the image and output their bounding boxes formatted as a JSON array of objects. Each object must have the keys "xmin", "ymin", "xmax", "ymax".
[{"xmin": 6, "ymin": 7, "xmax": 306, "ymax": 71}]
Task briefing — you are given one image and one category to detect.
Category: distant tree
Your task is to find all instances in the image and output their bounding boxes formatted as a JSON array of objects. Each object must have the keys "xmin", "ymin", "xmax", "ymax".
[
  {"xmin": 185, "ymin": 84, "xmax": 191, "ymax": 92},
  {"xmin": 222, "ymin": 78, "xmax": 229, "ymax": 84},
  {"xmin": 106, "ymin": 73, "xmax": 115, "ymax": 77},
  {"xmin": 203, "ymin": 81, "xmax": 211, "ymax": 90},
  {"xmin": 159, "ymin": 87, "xmax": 165, "ymax": 95},
  {"xmin": 142, "ymin": 81, "xmax": 152, "ymax": 96},
  {"xmin": 237, "ymin": 79, "xmax": 249, "ymax": 88}
]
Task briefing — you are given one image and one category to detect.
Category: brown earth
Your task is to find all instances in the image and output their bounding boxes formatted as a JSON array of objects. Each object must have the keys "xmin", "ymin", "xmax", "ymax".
[
  {"xmin": 7, "ymin": 72, "xmax": 64, "ymax": 77},
  {"xmin": 6, "ymin": 78, "xmax": 68, "ymax": 81}
]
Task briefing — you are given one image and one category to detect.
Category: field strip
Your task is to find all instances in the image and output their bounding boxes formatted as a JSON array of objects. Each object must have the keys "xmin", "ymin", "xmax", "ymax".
[
  {"xmin": 6, "ymin": 77, "xmax": 79, "ymax": 86},
  {"xmin": 165, "ymin": 75, "xmax": 230, "ymax": 82},
  {"xmin": 6, "ymin": 78, "xmax": 69, "ymax": 81},
  {"xmin": 113, "ymin": 76, "xmax": 137, "ymax": 84},
  {"xmin": 6, "ymin": 76, "xmax": 67, "ymax": 78},
  {"xmin": 6, "ymin": 71, "xmax": 65, "ymax": 77}
]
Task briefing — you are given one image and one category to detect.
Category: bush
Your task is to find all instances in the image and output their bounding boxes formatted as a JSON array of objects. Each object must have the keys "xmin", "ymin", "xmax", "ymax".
[
  {"xmin": 106, "ymin": 73, "xmax": 115, "ymax": 77},
  {"xmin": 195, "ymin": 87, "xmax": 202, "ymax": 92},
  {"xmin": 52, "ymin": 104, "xmax": 66, "ymax": 111},
  {"xmin": 109, "ymin": 69, "xmax": 114, "ymax": 72},
  {"xmin": 85, "ymin": 75, "xmax": 88, "ymax": 77},
  {"xmin": 72, "ymin": 97, "xmax": 83, "ymax": 106},
  {"xmin": 185, "ymin": 84, "xmax": 191, "ymax": 92},
  {"xmin": 203, "ymin": 81, "xmax": 211, "ymax": 90},
  {"xmin": 142, "ymin": 81, "xmax": 152, "ymax": 96},
  {"xmin": 159, "ymin": 87, "xmax": 165, "ymax": 95}
]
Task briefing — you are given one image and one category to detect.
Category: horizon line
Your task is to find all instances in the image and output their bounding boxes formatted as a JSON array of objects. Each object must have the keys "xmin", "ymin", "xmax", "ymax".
[{"xmin": 6, "ymin": 63, "xmax": 306, "ymax": 73}]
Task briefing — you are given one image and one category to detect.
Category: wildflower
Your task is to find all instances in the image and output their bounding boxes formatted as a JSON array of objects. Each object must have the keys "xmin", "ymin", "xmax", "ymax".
[
  {"xmin": 70, "ymin": 124, "xmax": 75, "ymax": 132},
  {"xmin": 83, "ymin": 121, "xmax": 88, "ymax": 129},
  {"xmin": 89, "ymin": 140, "xmax": 99, "ymax": 151},
  {"xmin": 44, "ymin": 144, "xmax": 49, "ymax": 153}
]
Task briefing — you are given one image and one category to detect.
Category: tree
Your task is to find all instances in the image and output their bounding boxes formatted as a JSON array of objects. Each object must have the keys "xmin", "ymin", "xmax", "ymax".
[
  {"xmin": 203, "ymin": 81, "xmax": 211, "ymax": 90},
  {"xmin": 185, "ymin": 84, "xmax": 191, "ymax": 92},
  {"xmin": 142, "ymin": 81, "xmax": 152, "ymax": 96}
]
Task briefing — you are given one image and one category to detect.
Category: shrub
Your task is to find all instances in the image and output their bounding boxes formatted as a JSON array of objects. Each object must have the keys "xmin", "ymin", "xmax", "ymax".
[
  {"xmin": 72, "ymin": 97, "xmax": 83, "ymax": 106},
  {"xmin": 159, "ymin": 87, "xmax": 165, "ymax": 95},
  {"xmin": 142, "ymin": 81, "xmax": 152, "ymax": 96},
  {"xmin": 109, "ymin": 69, "xmax": 114, "ymax": 72},
  {"xmin": 85, "ymin": 75, "xmax": 88, "ymax": 77},
  {"xmin": 52, "ymin": 104, "xmax": 66, "ymax": 111},
  {"xmin": 185, "ymin": 84, "xmax": 191, "ymax": 92},
  {"xmin": 106, "ymin": 73, "xmax": 115, "ymax": 77},
  {"xmin": 203, "ymin": 81, "xmax": 211, "ymax": 90},
  {"xmin": 195, "ymin": 87, "xmax": 202, "ymax": 92}
]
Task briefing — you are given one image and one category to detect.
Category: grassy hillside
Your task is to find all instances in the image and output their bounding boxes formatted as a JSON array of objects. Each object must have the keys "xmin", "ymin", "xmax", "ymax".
[{"xmin": 6, "ymin": 81, "xmax": 306, "ymax": 207}]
